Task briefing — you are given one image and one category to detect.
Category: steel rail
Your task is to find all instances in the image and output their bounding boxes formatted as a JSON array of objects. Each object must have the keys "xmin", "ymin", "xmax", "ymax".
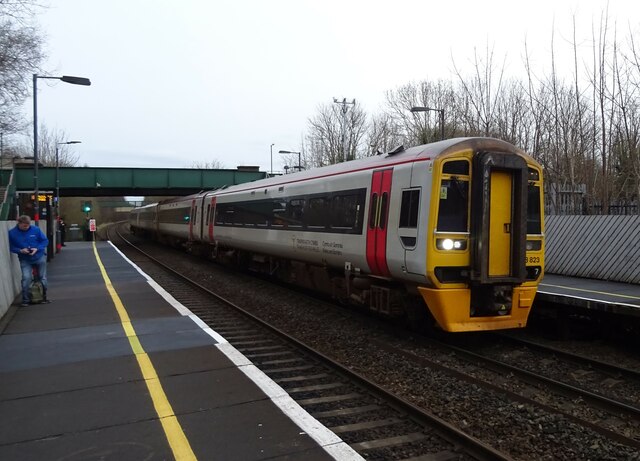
[
  {"xmin": 493, "ymin": 333, "xmax": 640, "ymax": 381},
  {"xmin": 435, "ymin": 338, "xmax": 640, "ymax": 420},
  {"xmin": 111, "ymin": 224, "xmax": 513, "ymax": 461},
  {"xmin": 371, "ymin": 339, "xmax": 640, "ymax": 451}
]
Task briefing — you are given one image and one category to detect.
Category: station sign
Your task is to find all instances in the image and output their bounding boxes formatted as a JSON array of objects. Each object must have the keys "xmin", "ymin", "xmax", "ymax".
[{"xmin": 30, "ymin": 194, "xmax": 53, "ymax": 202}]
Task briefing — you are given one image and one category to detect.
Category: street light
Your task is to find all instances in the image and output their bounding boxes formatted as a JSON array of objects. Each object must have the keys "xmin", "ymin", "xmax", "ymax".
[
  {"xmin": 279, "ymin": 150, "xmax": 301, "ymax": 173},
  {"xmin": 270, "ymin": 143, "xmax": 275, "ymax": 175},
  {"xmin": 410, "ymin": 106, "xmax": 445, "ymax": 142},
  {"xmin": 33, "ymin": 74, "xmax": 91, "ymax": 225},
  {"xmin": 55, "ymin": 141, "xmax": 81, "ymax": 221}
]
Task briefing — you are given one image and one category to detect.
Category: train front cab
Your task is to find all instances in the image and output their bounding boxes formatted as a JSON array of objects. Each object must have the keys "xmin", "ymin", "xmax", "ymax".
[{"xmin": 419, "ymin": 146, "xmax": 544, "ymax": 332}]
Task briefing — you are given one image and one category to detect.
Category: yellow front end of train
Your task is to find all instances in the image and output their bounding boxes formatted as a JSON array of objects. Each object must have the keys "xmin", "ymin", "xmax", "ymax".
[{"xmin": 419, "ymin": 145, "xmax": 544, "ymax": 332}]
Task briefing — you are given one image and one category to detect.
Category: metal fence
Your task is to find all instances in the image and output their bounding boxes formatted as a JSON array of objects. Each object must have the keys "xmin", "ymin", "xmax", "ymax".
[{"xmin": 545, "ymin": 215, "xmax": 640, "ymax": 283}]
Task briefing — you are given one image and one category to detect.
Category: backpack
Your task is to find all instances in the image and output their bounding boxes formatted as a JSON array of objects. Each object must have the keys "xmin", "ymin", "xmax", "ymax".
[{"xmin": 29, "ymin": 280, "xmax": 44, "ymax": 304}]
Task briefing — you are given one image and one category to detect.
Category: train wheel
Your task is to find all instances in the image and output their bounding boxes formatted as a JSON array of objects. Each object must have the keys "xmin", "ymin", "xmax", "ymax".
[{"xmin": 403, "ymin": 294, "xmax": 436, "ymax": 334}]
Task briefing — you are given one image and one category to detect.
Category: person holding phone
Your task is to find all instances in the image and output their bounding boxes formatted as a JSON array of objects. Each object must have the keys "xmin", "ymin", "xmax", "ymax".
[{"xmin": 8, "ymin": 215, "xmax": 50, "ymax": 306}]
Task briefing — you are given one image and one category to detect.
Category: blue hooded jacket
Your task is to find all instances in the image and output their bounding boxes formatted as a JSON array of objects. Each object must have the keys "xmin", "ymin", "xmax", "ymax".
[{"xmin": 8, "ymin": 224, "xmax": 48, "ymax": 263}]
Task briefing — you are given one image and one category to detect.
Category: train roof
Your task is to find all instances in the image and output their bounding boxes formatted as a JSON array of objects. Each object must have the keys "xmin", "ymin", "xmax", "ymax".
[
  {"xmin": 131, "ymin": 137, "xmax": 538, "ymax": 208},
  {"xmin": 207, "ymin": 137, "xmax": 537, "ymax": 197}
]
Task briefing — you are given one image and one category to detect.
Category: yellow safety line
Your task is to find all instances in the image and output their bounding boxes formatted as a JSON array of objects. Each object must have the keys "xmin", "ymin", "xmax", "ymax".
[
  {"xmin": 541, "ymin": 283, "xmax": 640, "ymax": 301},
  {"xmin": 92, "ymin": 241, "xmax": 197, "ymax": 461}
]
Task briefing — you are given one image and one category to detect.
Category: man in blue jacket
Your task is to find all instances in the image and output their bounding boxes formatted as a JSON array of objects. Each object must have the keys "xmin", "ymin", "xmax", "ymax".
[{"xmin": 8, "ymin": 215, "xmax": 50, "ymax": 306}]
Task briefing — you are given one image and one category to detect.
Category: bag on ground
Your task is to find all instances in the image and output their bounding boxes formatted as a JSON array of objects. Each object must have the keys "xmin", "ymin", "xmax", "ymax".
[{"xmin": 29, "ymin": 280, "xmax": 44, "ymax": 304}]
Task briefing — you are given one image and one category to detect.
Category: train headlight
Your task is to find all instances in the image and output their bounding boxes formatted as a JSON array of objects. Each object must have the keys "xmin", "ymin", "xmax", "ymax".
[{"xmin": 436, "ymin": 238, "xmax": 467, "ymax": 251}]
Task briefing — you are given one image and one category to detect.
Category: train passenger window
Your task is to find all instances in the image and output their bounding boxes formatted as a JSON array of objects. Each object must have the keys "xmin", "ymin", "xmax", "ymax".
[
  {"xmin": 369, "ymin": 194, "xmax": 378, "ymax": 229},
  {"xmin": 247, "ymin": 201, "xmax": 271, "ymax": 226},
  {"xmin": 331, "ymin": 194, "xmax": 360, "ymax": 229},
  {"xmin": 306, "ymin": 197, "xmax": 329, "ymax": 228},
  {"xmin": 399, "ymin": 189, "xmax": 420, "ymax": 228},
  {"xmin": 527, "ymin": 184, "xmax": 541, "ymax": 234},
  {"xmin": 379, "ymin": 192, "xmax": 389, "ymax": 230},
  {"xmin": 443, "ymin": 160, "xmax": 469, "ymax": 175},
  {"xmin": 286, "ymin": 199, "xmax": 305, "ymax": 228},
  {"xmin": 272, "ymin": 200, "xmax": 287, "ymax": 227},
  {"xmin": 437, "ymin": 179, "xmax": 469, "ymax": 232},
  {"xmin": 215, "ymin": 205, "xmax": 234, "ymax": 225}
]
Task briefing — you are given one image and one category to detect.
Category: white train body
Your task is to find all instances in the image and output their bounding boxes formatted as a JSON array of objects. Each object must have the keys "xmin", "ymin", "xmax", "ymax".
[{"xmin": 130, "ymin": 138, "xmax": 545, "ymax": 332}]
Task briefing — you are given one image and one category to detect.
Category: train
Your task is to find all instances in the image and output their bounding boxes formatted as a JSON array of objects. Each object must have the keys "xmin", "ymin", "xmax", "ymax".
[{"xmin": 130, "ymin": 137, "xmax": 545, "ymax": 332}]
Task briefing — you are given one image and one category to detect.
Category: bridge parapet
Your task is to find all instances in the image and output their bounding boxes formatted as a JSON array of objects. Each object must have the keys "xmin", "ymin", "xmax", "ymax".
[{"xmin": 11, "ymin": 166, "xmax": 267, "ymax": 197}]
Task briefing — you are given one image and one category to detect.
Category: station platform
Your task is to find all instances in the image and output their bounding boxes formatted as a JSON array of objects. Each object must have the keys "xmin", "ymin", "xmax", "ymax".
[
  {"xmin": 0, "ymin": 242, "xmax": 359, "ymax": 460},
  {"xmin": 538, "ymin": 273, "xmax": 640, "ymax": 317}
]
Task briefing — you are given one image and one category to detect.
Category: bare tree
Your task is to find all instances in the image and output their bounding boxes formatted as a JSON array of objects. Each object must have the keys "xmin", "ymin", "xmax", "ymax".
[
  {"xmin": 384, "ymin": 80, "xmax": 454, "ymax": 145},
  {"xmin": 15, "ymin": 124, "xmax": 80, "ymax": 166},
  {"xmin": 368, "ymin": 113, "xmax": 404, "ymax": 155},
  {"xmin": 453, "ymin": 42, "xmax": 507, "ymax": 137},
  {"xmin": 306, "ymin": 101, "xmax": 368, "ymax": 167},
  {"xmin": 191, "ymin": 159, "xmax": 226, "ymax": 169},
  {"xmin": 0, "ymin": 0, "xmax": 46, "ymax": 134}
]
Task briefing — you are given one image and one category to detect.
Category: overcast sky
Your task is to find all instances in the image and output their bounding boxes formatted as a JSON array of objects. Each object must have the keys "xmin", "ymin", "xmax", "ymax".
[{"xmin": 19, "ymin": 0, "xmax": 640, "ymax": 172}]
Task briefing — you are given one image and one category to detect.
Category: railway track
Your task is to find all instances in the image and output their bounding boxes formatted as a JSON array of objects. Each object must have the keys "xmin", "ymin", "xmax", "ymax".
[
  {"xmin": 108, "ymin": 224, "xmax": 506, "ymax": 461},
  {"xmin": 106, "ymin": 223, "xmax": 640, "ymax": 460},
  {"xmin": 379, "ymin": 338, "xmax": 640, "ymax": 450}
]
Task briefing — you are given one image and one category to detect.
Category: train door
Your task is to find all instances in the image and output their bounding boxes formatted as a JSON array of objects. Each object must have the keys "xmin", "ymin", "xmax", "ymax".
[
  {"xmin": 470, "ymin": 152, "xmax": 527, "ymax": 283},
  {"xmin": 366, "ymin": 169, "xmax": 393, "ymax": 276},
  {"xmin": 189, "ymin": 199, "xmax": 197, "ymax": 241},
  {"xmin": 488, "ymin": 171, "xmax": 512, "ymax": 276},
  {"xmin": 207, "ymin": 196, "xmax": 217, "ymax": 242},
  {"xmin": 398, "ymin": 187, "xmax": 423, "ymax": 274}
]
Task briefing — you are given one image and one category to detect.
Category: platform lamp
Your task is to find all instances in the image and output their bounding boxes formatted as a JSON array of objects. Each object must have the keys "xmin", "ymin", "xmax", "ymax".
[
  {"xmin": 270, "ymin": 143, "xmax": 275, "ymax": 175},
  {"xmin": 55, "ymin": 141, "xmax": 81, "ymax": 222},
  {"xmin": 410, "ymin": 106, "xmax": 445, "ymax": 142},
  {"xmin": 279, "ymin": 150, "xmax": 302, "ymax": 173},
  {"xmin": 32, "ymin": 74, "xmax": 91, "ymax": 226}
]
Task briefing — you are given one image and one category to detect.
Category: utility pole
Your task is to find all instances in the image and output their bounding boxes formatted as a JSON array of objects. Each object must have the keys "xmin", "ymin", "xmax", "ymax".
[{"xmin": 333, "ymin": 97, "xmax": 355, "ymax": 162}]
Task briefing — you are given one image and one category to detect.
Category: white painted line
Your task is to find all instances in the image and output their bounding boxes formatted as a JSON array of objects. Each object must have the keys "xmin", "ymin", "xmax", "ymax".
[
  {"xmin": 108, "ymin": 240, "xmax": 363, "ymax": 460},
  {"xmin": 538, "ymin": 289, "xmax": 640, "ymax": 309}
]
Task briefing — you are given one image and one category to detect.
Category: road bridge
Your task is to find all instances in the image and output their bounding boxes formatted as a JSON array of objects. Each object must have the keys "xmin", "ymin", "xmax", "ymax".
[
  {"xmin": 3, "ymin": 165, "xmax": 266, "ymax": 197},
  {"xmin": 0, "ymin": 164, "xmax": 266, "ymax": 220}
]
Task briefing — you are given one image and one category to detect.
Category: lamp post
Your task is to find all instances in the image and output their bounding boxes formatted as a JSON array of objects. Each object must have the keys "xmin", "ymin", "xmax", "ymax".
[
  {"xmin": 270, "ymin": 143, "xmax": 275, "ymax": 175},
  {"xmin": 33, "ymin": 74, "xmax": 91, "ymax": 225},
  {"xmin": 410, "ymin": 106, "xmax": 445, "ymax": 142},
  {"xmin": 279, "ymin": 150, "xmax": 301, "ymax": 173},
  {"xmin": 55, "ymin": 141, "xmax": 81, "ymax": 221}
]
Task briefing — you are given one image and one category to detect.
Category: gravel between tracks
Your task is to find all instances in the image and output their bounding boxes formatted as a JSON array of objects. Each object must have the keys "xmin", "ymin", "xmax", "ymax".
[{"xmin": 122, "ymin": 237, "xmax": 640, "ymax": 461}]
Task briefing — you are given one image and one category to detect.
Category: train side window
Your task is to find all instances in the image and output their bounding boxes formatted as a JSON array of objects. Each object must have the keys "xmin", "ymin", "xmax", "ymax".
[
  {"xmin": 527, "ymin": 184, "xmax": 541, "ymax": 234},
  {"xmin": 368, "ymin": 193, "xmax": 378, "ymax": 229},
  {"xmin": 272, "ymin": 200, "xmax": 287, "ymax": 227},
  {"xmin": 399, "ymin": 189, "xmax": 420, "ymax": 228},
  {"xmin": 437, "ymin": 179, "xmax": 468, "ymax": 232},
  {"xmin": 205, "ymin": 204, "xmax": 211, "ymax": 224},
  {"xmin": 286, "ymin": 199, "xmax": 305, "ymax": 228},
  {"xmin": 216, "ymin": 204, "xmax": 234, "ymax": 225},
  {"xmin": 306, "ymin": 197, "xmax": 329, "ymax": 228},
  {"xmin": 379, "ymin": 192, "xmax": 389, "ymax": 230},
  {"xmin": 331, "ymin": 194, "xmax": 360, "ymax": 229}
]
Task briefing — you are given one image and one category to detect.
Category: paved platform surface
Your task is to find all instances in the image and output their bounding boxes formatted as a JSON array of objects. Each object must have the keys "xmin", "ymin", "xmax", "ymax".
[
  {"xmin": 539, "ymin": 273, "xmax": 640, "ymax": 317},
  {"xmin": 0, "ymin": 241, "xmax": 358, "ymax": 460}
]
